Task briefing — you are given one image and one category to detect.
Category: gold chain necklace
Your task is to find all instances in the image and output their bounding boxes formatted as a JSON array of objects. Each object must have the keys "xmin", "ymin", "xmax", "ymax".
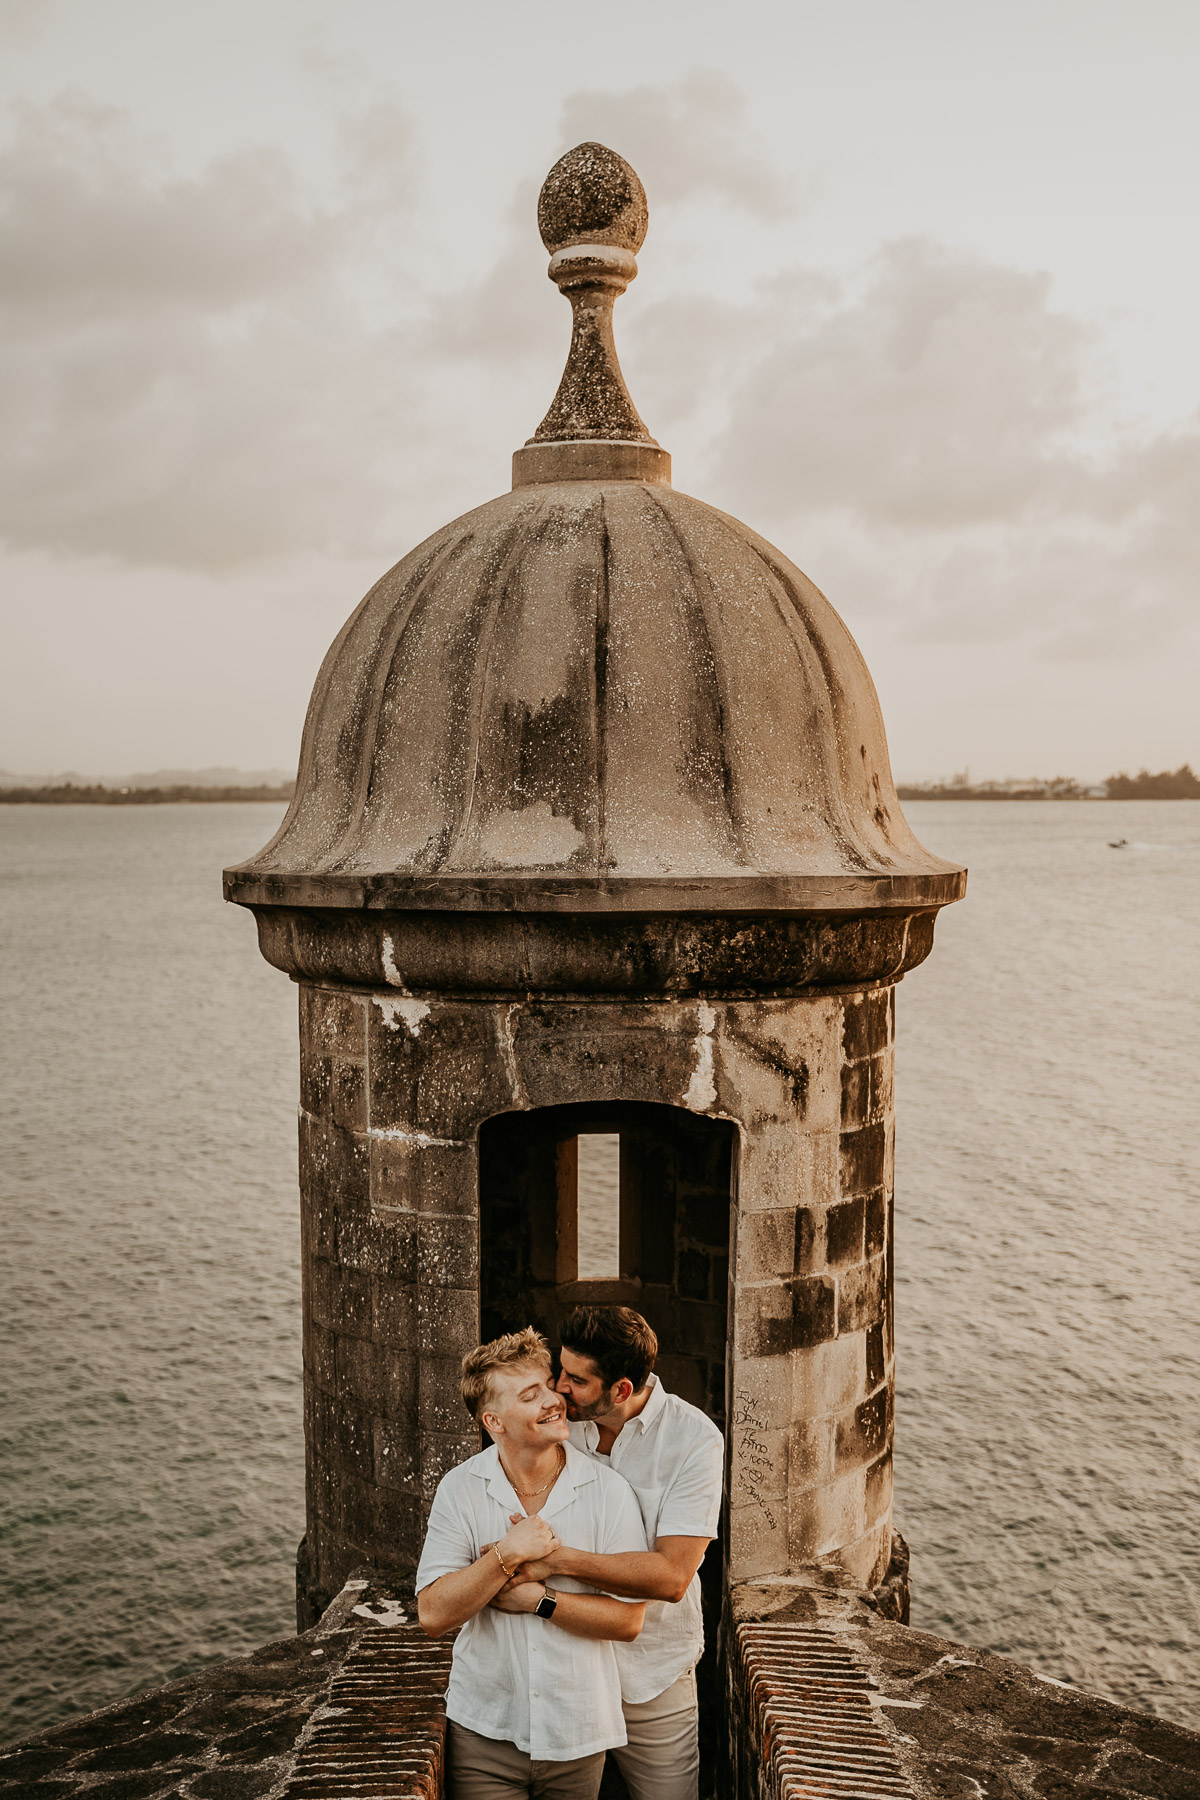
[{"xmin": 501, "ymin": 1443, "xmax": 565, "ymax": 1501}]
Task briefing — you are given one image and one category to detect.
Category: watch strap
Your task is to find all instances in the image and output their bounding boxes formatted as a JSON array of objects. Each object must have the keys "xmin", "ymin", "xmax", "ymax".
[{"xmin": 533, "ymin": 1588, "xmax": 557, "ymax": 1619}]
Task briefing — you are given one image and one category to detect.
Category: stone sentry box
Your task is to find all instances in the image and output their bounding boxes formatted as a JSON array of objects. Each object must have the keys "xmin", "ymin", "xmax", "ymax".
[{"xmin": 224, "ymin": 141, "xmax": 964, "ymax": 1632}]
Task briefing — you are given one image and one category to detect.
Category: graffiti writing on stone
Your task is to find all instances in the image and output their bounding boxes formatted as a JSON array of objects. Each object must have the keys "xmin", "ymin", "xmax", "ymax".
[{"xmin": 733, "ymin": 1390, "xmax": 777, "ymax": 1529}]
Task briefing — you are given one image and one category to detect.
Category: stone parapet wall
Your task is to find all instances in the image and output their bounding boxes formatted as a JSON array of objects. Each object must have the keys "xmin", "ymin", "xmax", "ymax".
[
  {"xmin": 7, "ymin": 1570, "xmax": 1197, "ymax": 1800},
  {"xmin": 282, "ymin": 1586, "xmax": 450, "ymax": 1800},
  {"xmin": 0, "ymin": 1574, "xmax": 450, "ymax": 1800},
  {"xmin": 725, "ymin": 1574, "xmax": 1200, "ymax": 1799},
  {"xmin": 727, "ymin": 1616, "xmax": 913, "ymax": 1798}
]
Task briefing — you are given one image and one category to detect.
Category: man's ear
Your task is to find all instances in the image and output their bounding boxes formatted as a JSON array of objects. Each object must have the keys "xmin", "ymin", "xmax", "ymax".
[
  {"xmin": 481, "ymin": 1410, "xmax": 502, "ymax": 1439},
  {"xmin": 613, "ymin": 1378, "xmax": 634, "ymax": 1406}
]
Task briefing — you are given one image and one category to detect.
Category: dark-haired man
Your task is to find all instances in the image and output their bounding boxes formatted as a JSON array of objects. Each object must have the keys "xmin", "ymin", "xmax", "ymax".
[{"xmin": 511, "ymin": 1306, "xmax": 722, "ymax": 1800}]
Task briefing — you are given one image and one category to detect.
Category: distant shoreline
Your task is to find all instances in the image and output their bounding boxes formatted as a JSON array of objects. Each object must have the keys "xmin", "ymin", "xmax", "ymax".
[
  {"xmin": 0, "ymin": 784, "xmax": 294, "ymax": 805},
  {"xmin": 2, "ymin": 776, "xmax": 1197, "ymax": 806},
  {"xmin": 896, "ymin": 787, "xmax": 1193, "ymax": 802}
]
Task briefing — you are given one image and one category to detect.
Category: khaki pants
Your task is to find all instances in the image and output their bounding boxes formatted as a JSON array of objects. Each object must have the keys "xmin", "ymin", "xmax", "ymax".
[
  {"xmin": 610, "ymin": 1670, "xmax": 699, "ymax": 1800},
  {"xmin": 447, "ymin": 1721, "xmax": 606, "ymax": 1800}
]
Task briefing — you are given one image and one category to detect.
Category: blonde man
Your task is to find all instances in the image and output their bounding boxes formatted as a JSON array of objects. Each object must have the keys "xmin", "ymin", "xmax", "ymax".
[{"xmin": 417, "ymin": 1327, "xmax": 648, "ymax": 1799}]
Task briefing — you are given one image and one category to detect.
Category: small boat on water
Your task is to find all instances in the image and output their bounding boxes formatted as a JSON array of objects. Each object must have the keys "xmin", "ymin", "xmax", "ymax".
[{"xmin": 1108, "ymin": 837, "xmax": 1129, "ymax": 849}]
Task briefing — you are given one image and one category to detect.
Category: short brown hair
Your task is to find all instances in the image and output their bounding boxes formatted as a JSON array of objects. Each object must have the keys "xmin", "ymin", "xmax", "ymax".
[
  {"xmin": 559, "ymin": 1306, "xmax": 657, "ymax": 1394},
  {"xmin": 460, "ymin": 1327, "xmax": 552, "ymax": 1424}
]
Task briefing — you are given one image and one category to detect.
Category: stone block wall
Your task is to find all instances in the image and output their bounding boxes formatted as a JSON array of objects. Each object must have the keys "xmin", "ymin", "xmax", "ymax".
[
  {"xmin": 296, "ymin": 971, "xmax": 898, "ymax": 1621},
  {"xmin": 297, "ymin": 984, "xmax": 481, "ymax": 1622},
  {"xmin": 727, "ymin": 985, "xmax": 895, "ymax": 1589}
]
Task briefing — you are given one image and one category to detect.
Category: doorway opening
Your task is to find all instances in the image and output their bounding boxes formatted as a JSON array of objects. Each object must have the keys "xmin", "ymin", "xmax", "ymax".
[
  {"xmin": 479, "ymin": 1101, "xmax": 736, "ymax": 1791},
  {"xmin": 479, "ymin": 1100, "xmax": 735, "ymax": 1427}
]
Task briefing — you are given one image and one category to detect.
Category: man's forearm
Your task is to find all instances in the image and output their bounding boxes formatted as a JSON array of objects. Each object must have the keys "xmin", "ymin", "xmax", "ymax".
[
  {"xmin": 550, "ymin": 1547, "xmax": 684, "ymax": 1602},
  {"xmin": 549, "ymin": 1590, "xmax": 644, "ymax": 1642},
  {"xmin": 418, "ymin": 1551, "xmax": 508, "ymax": 1635}
]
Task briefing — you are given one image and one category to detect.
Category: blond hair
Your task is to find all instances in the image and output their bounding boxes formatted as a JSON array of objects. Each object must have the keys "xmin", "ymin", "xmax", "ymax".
[{"xmin": 460, "ymin": 1327, "xmax": 552, "ymax": 1424}]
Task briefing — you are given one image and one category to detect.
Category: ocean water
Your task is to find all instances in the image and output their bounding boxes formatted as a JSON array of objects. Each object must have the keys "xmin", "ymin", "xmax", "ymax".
[
  {"xmin": 896, "ymin": 801, "xmax": 1200, "ymax": 1721},
  {"xmin": 0, "ymin": 801, "xmax": 1197, "ymax": 1741}
]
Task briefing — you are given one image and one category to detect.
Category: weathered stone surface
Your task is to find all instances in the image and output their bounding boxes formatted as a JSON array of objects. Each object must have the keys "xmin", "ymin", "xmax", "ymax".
[
  {"xmin": 8, "ymin": 1567, "xmax": 1196, "ymax": 1800},
  {"xmin": 527, "ymin": 144, "xmax": 657, "ymax": 451},
  {"xmin": 0, "ymin": 1576, "xmax": 449, "ymax": 1800},
  {"xmin": 727, "ymin": 1574, "xmax": 1200, "ymax": 1799},
  {"xmin": 224, "ymin": 481, "xmax": 963, "ymax": 920},
  {"xmin": 249, "ymin": 903, "xmax": 951, "ymax": 992},
  {"xmin": 537, "ymin": 142, "xmax": 648, "ymax": 258}
]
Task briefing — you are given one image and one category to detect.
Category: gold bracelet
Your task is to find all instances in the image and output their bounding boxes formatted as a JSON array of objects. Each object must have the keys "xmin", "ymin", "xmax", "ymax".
[{"xmin": 492, "ymin": 1545, "xmax": 512, "ymax": 1579}]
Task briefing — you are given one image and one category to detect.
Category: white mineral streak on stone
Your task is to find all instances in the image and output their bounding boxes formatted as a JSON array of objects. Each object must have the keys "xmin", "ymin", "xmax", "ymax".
[
  {"xmin": 684, "ymin": 1002, "xmax": 717, "ymax": 1111},
  {"xmin": 377, "ymin": 938, "xmax": 430, "ymax": 1031},
  {"xmin": 547, "ymin": 242, "xmax": 638, "ymax": 278},
  {"xmin": 368, "ymin": 1126, "xmax": 462, "ymax": 1148},
  {"xmin": 351, "ymin": 1598, "xmax": 409, "ymax": 1627},
  {"xmin": 372, "ymin": 994, "xmax": 431, "ymax": 1036},
  {"xmin": 380, "ymin": 931, "xmax": 407, "ymax": 987},
  {"xmin": 474, "ymin": 801, "xmax": 584, "ymax": 868},
  {"xmin": 500, "ymin": 1002, "xmax": 528, "ymax": 1106}
]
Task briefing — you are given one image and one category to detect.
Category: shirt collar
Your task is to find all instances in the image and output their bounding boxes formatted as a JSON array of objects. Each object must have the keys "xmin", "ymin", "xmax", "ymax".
[
  {"xmin": 480, "ymin": 1439, "xmax": 593, "ymax": 1523},
  {"xmin": 631, "ymin": 1371, "xmax": 666, "ymax": 1432}
]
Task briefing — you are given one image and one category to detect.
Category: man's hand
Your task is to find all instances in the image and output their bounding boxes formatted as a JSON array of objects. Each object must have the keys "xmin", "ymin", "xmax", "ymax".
[
  {"xmin": 507, "ymin": 1548, "xmax": 566, "ymax": 1583},
  {"xmin": 488, "ymin": 1580, "xmax": 546, "ymax": 1614},
  {"xmin": 530, "ymin": 1535, "xmax": 712, "ymax": 1604},
  {"xmin": 498, "ymin": 1514, "xmax": 560, "ymax": 1567}
]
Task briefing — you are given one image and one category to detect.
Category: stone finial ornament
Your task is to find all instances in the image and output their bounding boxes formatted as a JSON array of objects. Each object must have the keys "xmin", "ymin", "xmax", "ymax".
[
  {"xmin": 515, "ymin": 143, "xmax": 669, "ymax": 487},
  {"xmin": 536, "ymin": 139, "xmax": 648, "ymax": 255}
]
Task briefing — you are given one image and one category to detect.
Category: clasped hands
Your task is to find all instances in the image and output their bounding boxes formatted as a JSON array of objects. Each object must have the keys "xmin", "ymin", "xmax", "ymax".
[{"xmin": 486, "ymin": 1511, "xmax": 566, "ymax": 1614}]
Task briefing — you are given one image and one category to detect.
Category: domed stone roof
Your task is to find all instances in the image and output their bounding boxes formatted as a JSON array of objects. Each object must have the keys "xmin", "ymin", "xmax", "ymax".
[{"xmin": 227, "ymin": 145, "xmax": 962, "ymax": 917}]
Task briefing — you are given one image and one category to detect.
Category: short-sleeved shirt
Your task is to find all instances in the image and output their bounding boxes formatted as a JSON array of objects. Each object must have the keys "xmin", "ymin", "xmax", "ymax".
[
  {"xmin": 569, "ymin": 1374, "xmax": 724, "ymax": 1704},
  {"xmin": 415, "ymin": 1441, "xmax": 647, "ymax": 1761}
]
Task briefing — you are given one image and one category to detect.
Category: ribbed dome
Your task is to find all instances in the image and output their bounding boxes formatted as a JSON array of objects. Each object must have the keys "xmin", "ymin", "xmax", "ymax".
[
  {"xmin": 227, "ymin": 144, "xmax": 962, "ymax": 917},
  {"xmin": 229, "ymin": 478, "xmax": 961, "ymax": 912}
]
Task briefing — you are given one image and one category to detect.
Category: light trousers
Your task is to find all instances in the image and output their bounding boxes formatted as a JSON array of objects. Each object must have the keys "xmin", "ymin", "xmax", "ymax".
[
  {"xmin": 609, "ymin": 1670, "xmax": 699, "ymax": 1800},
  {"xmin": 447, "ymin": 1721, "xmax": 606, "ymax": 1800}
]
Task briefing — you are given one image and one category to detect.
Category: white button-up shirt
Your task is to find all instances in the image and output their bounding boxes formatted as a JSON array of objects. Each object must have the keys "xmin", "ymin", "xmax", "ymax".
[
  {"xmin": 569, "ymin": 1375, "xmax": 724, "ymax": 1705},
  {"xmin": 415, "ymin": 1441, "xmax": 647, "ymax": 1761}
]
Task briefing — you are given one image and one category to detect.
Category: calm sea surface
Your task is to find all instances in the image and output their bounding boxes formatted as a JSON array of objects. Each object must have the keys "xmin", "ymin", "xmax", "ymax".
[{"xmin": 1, "ymin": 801, "xmax": 1197, "ymax": 1741}]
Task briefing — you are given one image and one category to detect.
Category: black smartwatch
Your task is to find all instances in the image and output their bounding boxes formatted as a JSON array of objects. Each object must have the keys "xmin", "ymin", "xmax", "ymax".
[{"xmin": 533, "ymin": 1587, "xmax": 557, "ymax": 1620}]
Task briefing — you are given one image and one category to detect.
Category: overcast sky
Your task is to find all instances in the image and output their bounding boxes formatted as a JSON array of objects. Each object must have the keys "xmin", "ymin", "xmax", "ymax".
[{"xmin": 1, "ymin": 0, "xmax": 1198, "ymax": 781}]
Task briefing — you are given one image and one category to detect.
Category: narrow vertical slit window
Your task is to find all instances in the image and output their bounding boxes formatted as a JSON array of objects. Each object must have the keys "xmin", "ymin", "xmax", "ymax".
[{"xmin": 575, "ymin": 1133, "xmax": 621, "ymax": 1279}]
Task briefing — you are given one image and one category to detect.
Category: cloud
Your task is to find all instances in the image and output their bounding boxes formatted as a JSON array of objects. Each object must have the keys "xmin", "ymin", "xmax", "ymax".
[
  {"xmin": 0, "ymin": 94, "xmax": 414, "ymax": 567},
  {"xmin": 0, "ymin": 74, "xmax": 1197, "ymax": 676},
  {"xmin": 713, "ymin": 241, "xmax": 1093, "ymax": 528},
  {"xmin": 0, "ymin": 0, "xmax": 57, "ymax": 49},
  {"xmin": 665, "ymin": 239, "xmax": 1200, "ymax": 661},
  {"xmin": 558, "ymin": 74, "xmax": 791, "ymax": 217}
]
